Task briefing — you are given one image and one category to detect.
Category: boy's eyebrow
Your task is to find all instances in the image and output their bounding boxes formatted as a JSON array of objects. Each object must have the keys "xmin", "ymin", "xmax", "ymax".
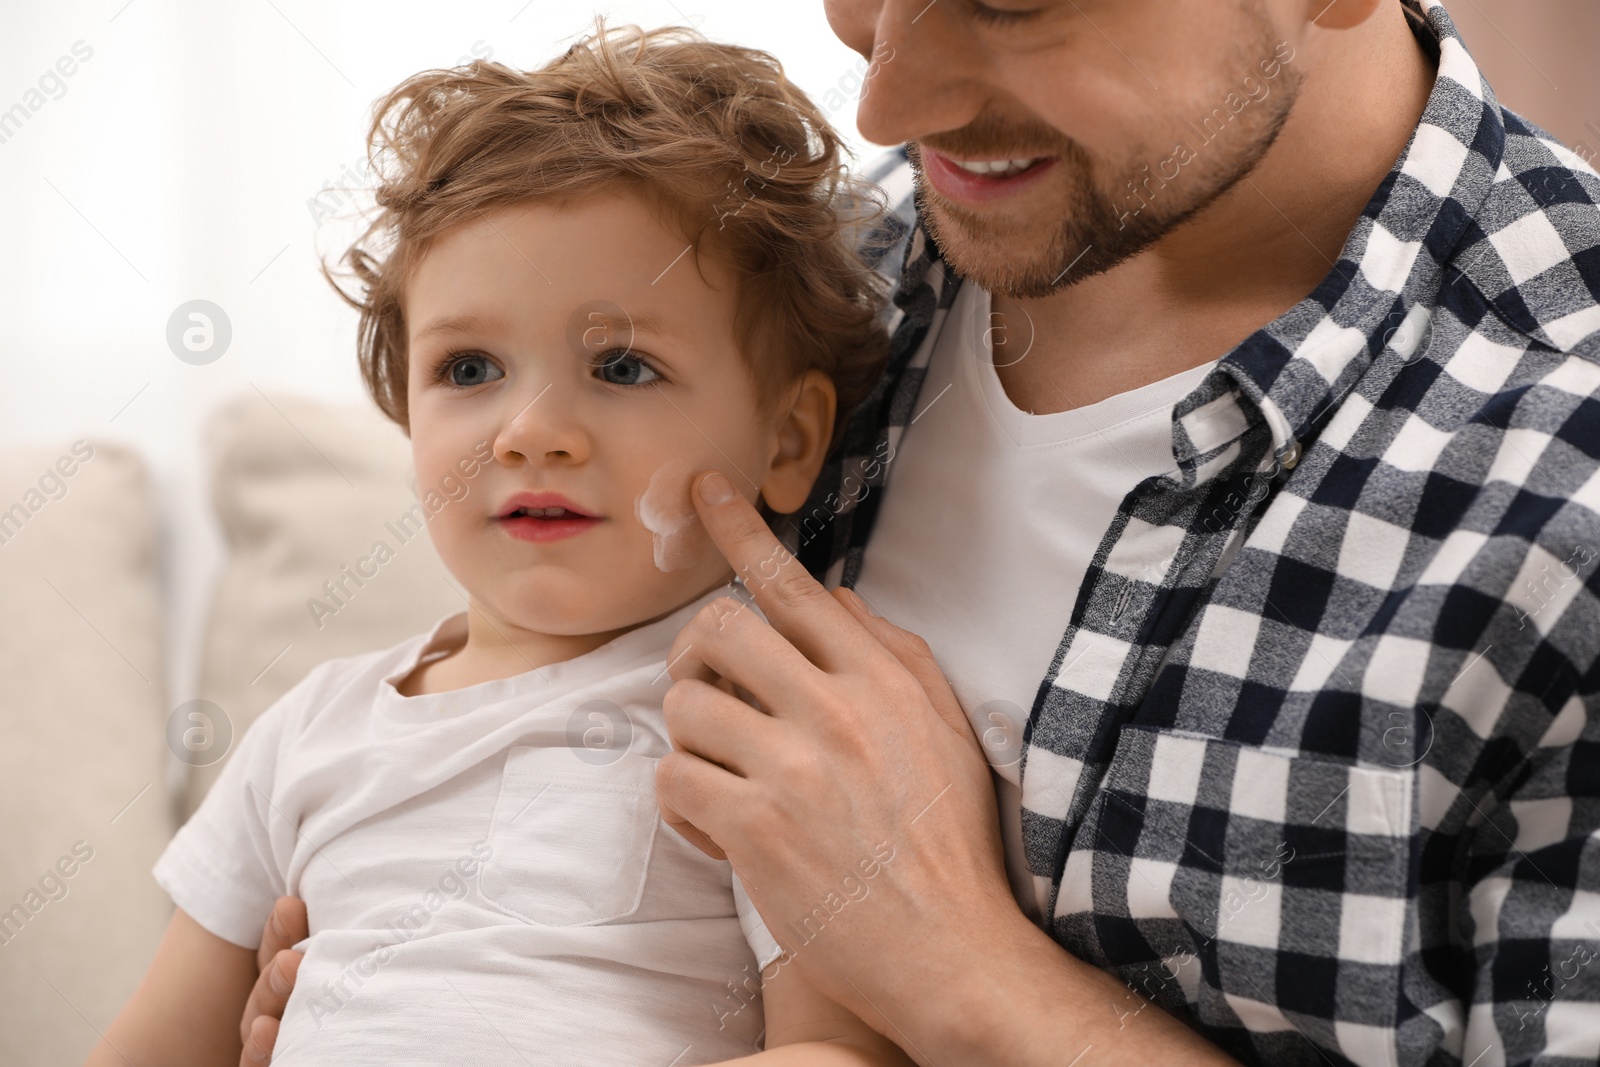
[
  {"xmin": 413, "ymin": 313, "xmax": 494, "ymax": 343},
  {"xmin": 412, "ymin": 309, "xmax": 692, "ymax": 346},
  {"xmin": 624, "ymin": 312, "xmax": 691, "ymax": 346}
]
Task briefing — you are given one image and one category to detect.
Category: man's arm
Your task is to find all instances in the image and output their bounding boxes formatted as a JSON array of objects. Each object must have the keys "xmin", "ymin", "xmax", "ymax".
[
  {"xmin": 657, "ymin": 471, "xmax": 1238, "ymax": 1066},
  {"xmin": 85, "ymin": 908, "xmax": 257, "ymax": 1067}
]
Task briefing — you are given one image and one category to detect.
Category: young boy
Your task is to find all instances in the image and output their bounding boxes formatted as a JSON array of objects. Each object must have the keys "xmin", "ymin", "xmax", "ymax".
[{"xmin": 87, "ymin": 24, "xmax": 911, "ymax": 1066}]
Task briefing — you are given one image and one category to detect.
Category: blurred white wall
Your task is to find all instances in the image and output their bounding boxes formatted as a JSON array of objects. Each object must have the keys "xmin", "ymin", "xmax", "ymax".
[{"xmin": 0, "ymin": 0, "xmax": 880, "ymax": 708}]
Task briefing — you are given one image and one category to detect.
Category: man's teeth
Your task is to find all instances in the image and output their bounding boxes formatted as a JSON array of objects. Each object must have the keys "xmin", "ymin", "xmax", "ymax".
[{"xmin": 951, "ymin": 157, "xmax": 1038, "ymax": 177}]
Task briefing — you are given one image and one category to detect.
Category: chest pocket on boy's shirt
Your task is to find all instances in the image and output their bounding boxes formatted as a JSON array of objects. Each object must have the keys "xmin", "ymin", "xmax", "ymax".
[{"xmin": 478, "ymin": 746, "xmax": 660, "ymax": 926}]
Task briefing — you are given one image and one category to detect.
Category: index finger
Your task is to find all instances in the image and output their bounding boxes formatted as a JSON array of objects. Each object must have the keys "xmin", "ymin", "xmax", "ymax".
[{"xmin": 691, "ymin": 469, "xmax": 859, "ymax": 671}]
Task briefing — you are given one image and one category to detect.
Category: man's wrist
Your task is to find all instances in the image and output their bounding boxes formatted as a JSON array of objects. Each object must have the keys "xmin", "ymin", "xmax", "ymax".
[
  {"xmin": 901, "ymin": 901, "xmax": 1240, "ymax": 1067},
  {"xmin": 891, "ymin": 895, "xmax": 1056, "ymax": 1064}
]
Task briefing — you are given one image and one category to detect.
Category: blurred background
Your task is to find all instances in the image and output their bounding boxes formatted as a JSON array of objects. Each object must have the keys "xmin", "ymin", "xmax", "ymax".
[{"xmin": 0, "ymin": 1, "xmax": 1595, "ymax": 1062}]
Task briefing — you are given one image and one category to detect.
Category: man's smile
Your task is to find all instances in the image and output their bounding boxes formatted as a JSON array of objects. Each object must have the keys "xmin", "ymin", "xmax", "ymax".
[{"xmin": 920, "ymin": 148, "xmax": 1057, "ymax": 204}]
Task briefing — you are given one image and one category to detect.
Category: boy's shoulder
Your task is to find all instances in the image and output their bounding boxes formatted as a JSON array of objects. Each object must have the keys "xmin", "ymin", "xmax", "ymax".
[
  {"xmin": 257, "ymin": 613, "xmax": 461, "ymax": 732},
  {"xmin": 315, "ymin": 614, "xmax": 455, "ymax": 682}
]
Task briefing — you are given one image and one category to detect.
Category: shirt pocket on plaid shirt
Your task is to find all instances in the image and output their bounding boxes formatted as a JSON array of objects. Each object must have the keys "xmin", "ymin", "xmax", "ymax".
[{"xmin": 1079, "ymin": 726, "xmax": 1415, "ymax": 1066}]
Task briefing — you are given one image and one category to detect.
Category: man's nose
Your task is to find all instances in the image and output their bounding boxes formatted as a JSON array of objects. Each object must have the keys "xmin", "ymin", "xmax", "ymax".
[
  {"xmin": 845, "ymin": 0, "xmax": 985, "ymax": 147},
  {"xmin": 491, "ymin": 381, "xmax": 591, "ymax": 467}
]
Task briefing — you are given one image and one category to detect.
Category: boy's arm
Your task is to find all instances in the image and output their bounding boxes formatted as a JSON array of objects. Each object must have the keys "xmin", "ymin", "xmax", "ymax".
[
  {"xmin": 84, "ymin": 907, "xmax": 257, "ymax": 1067},
  {"xmin": 716, "ymin": 958, "xmax": 916, "ymax": 1066}
]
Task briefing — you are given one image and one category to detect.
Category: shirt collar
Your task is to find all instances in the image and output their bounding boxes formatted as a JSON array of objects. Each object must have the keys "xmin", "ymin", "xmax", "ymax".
[{"xmin": 1173, "ymin": 0, "xmax": 1499, "ymax": 477}]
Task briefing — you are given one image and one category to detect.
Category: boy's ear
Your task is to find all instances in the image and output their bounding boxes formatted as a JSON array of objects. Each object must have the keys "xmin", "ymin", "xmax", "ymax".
[{"xmin": 759, "ymin": 370, "xmax": 836, "ymax": 515}]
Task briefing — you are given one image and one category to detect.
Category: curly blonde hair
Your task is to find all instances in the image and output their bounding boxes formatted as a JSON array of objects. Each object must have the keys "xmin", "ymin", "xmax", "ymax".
[{"xmin": 324, "ymin": 21, "xmax": 890, "ymax": 453}]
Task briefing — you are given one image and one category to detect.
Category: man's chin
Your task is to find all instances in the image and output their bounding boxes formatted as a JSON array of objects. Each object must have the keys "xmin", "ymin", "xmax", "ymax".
[
  {"xmin": 919, "ymin": 204, "xmax": 1093, "ymax": 300},
  {"xmin": 914, "ymin": 195, "xmax": 1043, "ymax": 295},
  {"xmin": 917, "ymin": 179, "xmax": 1185, "ymax": 299}
]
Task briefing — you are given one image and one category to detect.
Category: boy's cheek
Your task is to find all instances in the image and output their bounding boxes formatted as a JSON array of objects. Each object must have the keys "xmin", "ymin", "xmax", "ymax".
[{"xmin": 633, "ymin": 458, "xmax": 714, "ymax": 574}]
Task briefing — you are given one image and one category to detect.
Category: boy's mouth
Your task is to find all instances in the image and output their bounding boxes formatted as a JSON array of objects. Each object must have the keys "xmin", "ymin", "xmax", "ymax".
[{"xmin": 496, "ymin": 491, "xmax": 602, "ymax": 543}]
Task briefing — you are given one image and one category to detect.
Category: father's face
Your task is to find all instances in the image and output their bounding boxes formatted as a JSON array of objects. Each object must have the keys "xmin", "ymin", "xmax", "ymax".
[{"xmin": 827, "ymin": 0, "xmax": 1308, "ymax": 297}]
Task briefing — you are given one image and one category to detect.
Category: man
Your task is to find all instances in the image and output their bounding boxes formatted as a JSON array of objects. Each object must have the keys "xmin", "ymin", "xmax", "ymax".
[{"xmin": 243, "ymin": 1, "xmax": 1600, "ymax": 1063}]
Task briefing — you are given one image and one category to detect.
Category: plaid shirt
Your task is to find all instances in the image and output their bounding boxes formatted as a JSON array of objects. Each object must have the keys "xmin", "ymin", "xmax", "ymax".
[{"xmin": 788, "ymin": 3, "xmax": 1600, "ymax": 1064}]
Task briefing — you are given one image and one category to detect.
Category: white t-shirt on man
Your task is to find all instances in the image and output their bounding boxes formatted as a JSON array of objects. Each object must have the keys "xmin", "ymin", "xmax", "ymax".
[
  {"xmin": 853, "ymin": 279, "xmax": 1216, "ymax": 921},
  {"xmin": 154, "ymin": 581, "xmax": 780, "ymax": 1066}
]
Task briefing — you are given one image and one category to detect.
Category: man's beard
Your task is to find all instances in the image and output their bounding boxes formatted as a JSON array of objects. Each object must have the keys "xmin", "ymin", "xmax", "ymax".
[{"xmin": 907, "ymin": 61, "xmax": 1302, "ymax": 299}]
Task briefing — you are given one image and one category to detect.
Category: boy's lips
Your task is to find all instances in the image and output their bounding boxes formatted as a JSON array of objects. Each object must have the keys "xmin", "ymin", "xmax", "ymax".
[
  {"xmin": 495, "ymin": 490, "xmax": 602, "ymax": 543},
  {"xmin": 496, "ymin": 490, "xmax": 598, "ymax": 520}
]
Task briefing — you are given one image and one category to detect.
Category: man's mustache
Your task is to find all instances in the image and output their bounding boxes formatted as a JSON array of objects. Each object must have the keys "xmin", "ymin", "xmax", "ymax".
[{"xmin": 915, "ymin": 116, "xmax": 1072, "ymax": 159}]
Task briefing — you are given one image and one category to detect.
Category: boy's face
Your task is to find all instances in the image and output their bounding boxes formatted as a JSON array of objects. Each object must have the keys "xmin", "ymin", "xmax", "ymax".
[{"xmin": 403, "ymin": 191, "xmax": 782, "ymax": 638}]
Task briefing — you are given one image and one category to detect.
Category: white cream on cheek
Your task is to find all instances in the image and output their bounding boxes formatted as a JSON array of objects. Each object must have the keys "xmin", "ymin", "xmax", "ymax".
[{"xmin": 633, "ymin": 460, "xmax": 708, "ymax": 572}]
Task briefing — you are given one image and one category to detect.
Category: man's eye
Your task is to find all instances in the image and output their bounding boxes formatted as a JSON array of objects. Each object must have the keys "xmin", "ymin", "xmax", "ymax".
[
  {"xmin": 593, "ymin": 350, "xmax": 664, "ymax": 387},
  {"xmin": 437, "ymin": 353, "xmax": 503, "ymax": 388}
]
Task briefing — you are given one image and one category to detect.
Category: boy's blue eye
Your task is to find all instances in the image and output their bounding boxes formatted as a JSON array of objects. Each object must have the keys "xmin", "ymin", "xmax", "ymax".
[
  {"xmin": 594, "ymin": 350, "xmax": 664, "ymax": 387},
  {"xmin": 440, "ymin": 353, "xmax": 504, "ymax": 388}
]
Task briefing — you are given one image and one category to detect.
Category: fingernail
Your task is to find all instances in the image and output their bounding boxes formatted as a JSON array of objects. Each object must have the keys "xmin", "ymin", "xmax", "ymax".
[
  {"xmin": 847, "ymin": 588, "xmax": 882, "ymax": 617},
  {"xmin": 699, "ymin": 471, "xmax": 734, "ymax": 505}
]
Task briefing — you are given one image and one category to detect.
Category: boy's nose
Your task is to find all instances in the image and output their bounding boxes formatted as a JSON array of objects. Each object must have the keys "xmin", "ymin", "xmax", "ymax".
[{"xmin": 491, "ymin": 382, "xmax": 591, "ymax": 467}]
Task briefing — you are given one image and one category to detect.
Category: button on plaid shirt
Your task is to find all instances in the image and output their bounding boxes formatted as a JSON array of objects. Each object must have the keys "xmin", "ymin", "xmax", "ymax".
[{"xmin": 788, "ymin": 3, "xmax": 1600, "ymax": 1064}]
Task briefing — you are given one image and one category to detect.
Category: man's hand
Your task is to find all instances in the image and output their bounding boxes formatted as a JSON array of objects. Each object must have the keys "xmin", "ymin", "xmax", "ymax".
[
  {"xmin": 656, "ymin": 470, "xmax": 1016, "ymax": 1050},
  {"xmin": 238, "ymin": 896, "xmax": 306, "ymax": 1065},
  {"xmin": 658, "ymin": 471, "xmax": 1239, "ymax": 1067}
]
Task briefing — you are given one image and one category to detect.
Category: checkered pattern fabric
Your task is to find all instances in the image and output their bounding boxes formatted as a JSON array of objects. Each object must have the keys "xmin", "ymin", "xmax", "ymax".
[{"xmin": 787, "ymin": 3, "xmax": 1600, "ymax": 1064}]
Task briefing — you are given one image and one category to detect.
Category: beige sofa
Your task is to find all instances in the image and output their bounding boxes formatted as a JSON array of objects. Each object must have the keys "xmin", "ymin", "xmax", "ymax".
[{"xmin": 0, "ymin": 390, "xmax": 464, "ymax": 1066}]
